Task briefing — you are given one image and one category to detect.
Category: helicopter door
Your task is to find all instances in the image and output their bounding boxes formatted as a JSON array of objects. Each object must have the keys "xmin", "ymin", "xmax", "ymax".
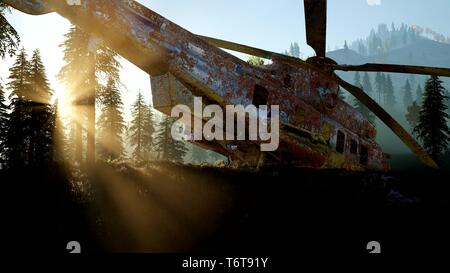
[{"xmin": 336, "ymin": 130, "xmax": 345, "ymax": 154}]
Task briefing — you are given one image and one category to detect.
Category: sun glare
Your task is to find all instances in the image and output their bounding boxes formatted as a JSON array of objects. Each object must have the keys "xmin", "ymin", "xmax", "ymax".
[{"xmin": 52, "ymin": 88, "xmax": 72, "ymax": 119}]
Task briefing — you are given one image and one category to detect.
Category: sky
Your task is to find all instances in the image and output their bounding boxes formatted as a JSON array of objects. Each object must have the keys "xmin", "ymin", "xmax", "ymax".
[{"xmin": 2, "ymin": 0, "xmax": 450, "ymax": 122}]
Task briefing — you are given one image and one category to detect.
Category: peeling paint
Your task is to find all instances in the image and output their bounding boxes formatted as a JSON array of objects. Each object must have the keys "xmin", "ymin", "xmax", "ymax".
[{"xmin": 4, "ymin": 0, "xmax": 389, "ymax": 171}]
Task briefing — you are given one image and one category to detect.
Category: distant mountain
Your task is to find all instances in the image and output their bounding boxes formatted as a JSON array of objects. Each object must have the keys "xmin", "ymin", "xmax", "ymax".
[
  {"xmin": 326, "ymin": 37, "xmax": 450, "ymax": 156},
  {"xmin": 329, "ymin": 39, "xmax": 450, "ymax": 84}
]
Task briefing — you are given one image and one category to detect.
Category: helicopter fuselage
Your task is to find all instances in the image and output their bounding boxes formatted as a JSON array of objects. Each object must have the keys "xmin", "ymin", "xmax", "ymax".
[{"xmin": 3, "ymin": 0, "xmax": 389, "ymax": 170}]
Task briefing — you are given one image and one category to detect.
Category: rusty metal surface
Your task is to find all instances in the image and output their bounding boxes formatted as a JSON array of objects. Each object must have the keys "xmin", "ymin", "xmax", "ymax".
[
  {"xmin": 4, "ymin": 0, "xmax": 389, "ymax": 171},
  {"xmin": 334, "ymin": 63, "xmax": 450, "ymax": 77},
  {"xmin": 304, "ymin": 0, "xmax": 327, "ymax": 57}
]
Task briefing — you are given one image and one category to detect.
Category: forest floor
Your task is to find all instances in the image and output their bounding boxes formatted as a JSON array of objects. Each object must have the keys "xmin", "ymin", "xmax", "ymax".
[{"xmin": 1, "ymin": 161, "xmax": 449, "ymax": 255}]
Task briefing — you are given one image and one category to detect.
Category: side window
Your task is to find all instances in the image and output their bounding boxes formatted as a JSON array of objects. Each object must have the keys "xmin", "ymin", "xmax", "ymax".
[
  {"xmin": 350, "ymin": 139, "xmax": 358, "ymax": 154},
  {"xmin": 336, "ymin": 130, "xmax": 345, "ymax": 154},
  {"xmin": 360, "ymin": 145, "xmax": 369, "ymax": 166},
  {"xmin": 253, "ymin": 84, "xmax": 269, "ymax": 106}
]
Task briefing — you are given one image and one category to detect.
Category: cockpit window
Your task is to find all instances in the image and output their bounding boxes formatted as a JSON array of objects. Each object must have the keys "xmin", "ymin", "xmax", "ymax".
[{"xmin": 336, "ymin": 130, "xmax": 345, "ymax": 154}]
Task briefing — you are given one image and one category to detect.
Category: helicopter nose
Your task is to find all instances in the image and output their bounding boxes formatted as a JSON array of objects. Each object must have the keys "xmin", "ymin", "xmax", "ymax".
[{"xmin": 2, "ymin": 0, "xmax": 54, "ymax": 15}]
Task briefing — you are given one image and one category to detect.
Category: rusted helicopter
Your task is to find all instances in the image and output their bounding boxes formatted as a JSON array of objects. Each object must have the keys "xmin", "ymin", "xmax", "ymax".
[{"xmin": 3, "ymin": 0, "xmax": 450, "ymax": 171}]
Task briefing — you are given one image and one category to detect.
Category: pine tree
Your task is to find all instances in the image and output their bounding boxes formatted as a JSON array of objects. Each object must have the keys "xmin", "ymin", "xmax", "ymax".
[
  {"xmin": 58, "ymin": 26, "xmax": 92, "ymax": 163},
  {"xmin": 403, "ymin": 79, "xmax": 413, "ymax": 108},
  {"xmin": 352, "ymin": 87, "xmax": 376, "ymax": 126},
  {"xmin": 380, "ymin": 73, "xmax": 387, "ymax": 103},
  {"xmin": 289, "ymin": 42, "xmax": 300, "ymax": 58},
  {"xmin": 4, "ymin": 48, "xmax": 31, "ymax": 168},
  {"xmin": 375, "ymin": 72, "xmax": 383, "ymax": 103},
  {"xmin": 154, "ymin": 115, "xmax": 188, "ymax": 162},
  {"xmin": 415, "ymin": 84, "xmax": 423, "ymax": 104},
  {"xmin": 413, "ymin": 76, "xmax": 450, "ymax": 161},
  {"xmin": 58, "ymin": 26, "xmax": 121, "ymax": 163},
  {"xmin": 405, "ymin": 101, "xmax": 421, "ymax": 130},
  {"xmin": 28, "ymin": 49, "xmax": 54, "ymax": 164},
  {"xmin": 354, "ymin": 72, "xmax": 361, "ymax": 87},
  {"xmin": 0, "ymin": 3, "xmax": 20, "ymax": 59},
  {"xmin": 384, "ymin": 74, "xmax": 396, "ymax": 108},
  {"xmin": 97, "ymin": 77, "xmax": 125, "ymax": 161},
  {"xmin": 52, "ymin": 100, "xmax": 67, "ymax": 162},
  {"xmin": 362, "ymin": 72, "xmax": 373, "ymax": 96},
  {"xmin": 142, "ymin": 106, "xmax": 156, "ymax": 159},
  {"xmin": 2, "ymin": 49, "xmax": 55, "ymax": 167},
  {"xmin": 283, "ymin": 42, "xmax": 301, "ymax": 58},
  {"xmin": 0, "ymin": 80, "xmax": 8, "ymax": 166},
  {"xmin": 129, "ymin": 91, "xmax": 154, "ymax": 161}
]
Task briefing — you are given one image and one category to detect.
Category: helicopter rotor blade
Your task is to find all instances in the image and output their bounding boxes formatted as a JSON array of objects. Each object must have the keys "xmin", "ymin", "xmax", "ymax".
[
  {"xmin": 197, "ymin": 34, "xmax": 312, "ymax": 69},
  {"xmin": 333, "ymin": 63, "xmax": 450, "ymax": 77},
  {"xmin": 337, "ymin": 76, "xmax": 439, "ymax": 169},
  {"xmin": 304, "ymin": 0, "xmax": 327, "ymax": 57}
]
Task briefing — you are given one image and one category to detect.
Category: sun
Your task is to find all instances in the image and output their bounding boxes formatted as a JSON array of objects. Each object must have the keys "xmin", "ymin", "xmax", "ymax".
[{"xmin": 52, "ymin": 87, "xmax": 72, "ymax": 119}]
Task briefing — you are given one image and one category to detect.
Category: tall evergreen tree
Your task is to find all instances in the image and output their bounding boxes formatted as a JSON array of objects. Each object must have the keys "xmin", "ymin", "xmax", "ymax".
[
  {"xmin": 283, "ymin": 42, "xmax": 301, "ymax": 58},
  {"xmin": 375, "ymin": 72, "xmax": 383, "ymax": 103},
  {"xmin": 415, "ymin": 84, "xmax": 423, "ymax": 104},
  {"xmin": 0, "ymin": 80, "xmax": 8, "ymax": 166},
  {"xmin": 28, "ymin": 49, "xmax": 54, "ymax": 164},
  {"xmin": 384, "ymin": 74, "xmax": 396, "ymax": 108},
  {"xmin": 403, "ymin": 79, "xmax": 413, "ymax": 108},
  {"xmin": 142, "ymin": 106, "xmax": 156, "ymax": 159},
  {"xmin": 289, "ymin": 42, "xmax": 300, "ymax": 58},
  {"xmin": 353, "ymin": 72, "xmax": 361, "ymax": 87},
  {"xmin": 52, "ymin": 100, "xmax": 67, "ymax": 162},
  {"xmin": 4, "ymin": 48, "xmax": 31, "ymax": 168},
  {"xmin": 129, "ymin": 91, "xmax": 154, "ymax": 161},
  {"xmin": 380, "ymin": 73, "xmax": 387, "ymax": 103},
  {"xmin": 352, "ymin": 87, "xmax": 376, "ymax": 126},
  {"xmin": 0, "ymin": 3, "xmax": 20, "ymax": 59},
  {"xmin": 59, "ymin": 26, "xmax": 121, "ymax": 163},
  {"xmin": 154, "ymin": 115, "xmax": 188, "ymax": 162},
  {"xmin": 97, "ymin": 77, "xmax": 125, "ymax": 161},
  {"xmin": 413, "ymin": 76, "xmax": 450, "ymax": 161},
  {"xmin": 362, "ymin": 72, "xmax": 373, "ymax": 96}
]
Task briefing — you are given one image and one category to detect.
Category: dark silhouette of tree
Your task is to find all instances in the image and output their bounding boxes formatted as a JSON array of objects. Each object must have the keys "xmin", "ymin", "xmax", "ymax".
[
  {"xmin": 28, "ymin": 49, "xmax": 54, "ymax": 165},
  {"xmin": 413, "ymin": 76, "xmax": 450, "ymax": 161},
  {"xmin": 52, "ymin": 100, "xmax": 66, "ymax": 162},
  {"xmin": 59, "ymin": 26, "xmax": 120, "ymax": 163},
  {"xmin": 4, "ymin": 48, "xmax": 54, "ymax": 168},
  {"xmin": 97, "ymin": 77, "xmax": 125, "ymax": 161},
  {"xmin": 405, "ymin": 101, "xmax": 420, "ymax": 129},
  {"xmin": 58, "ymin": 26, "xmax": 91, "ymax": 163},
  {"xmin": 0, "ymin": 80, "xmax": 8, "ymax": 166},
  {"xmin": 353, "ymin": 72, "xmax": 361, "ymax": 87},
  {"xmin": 4, "ymin": 48, "xmax": 31, "ymax": 168},
  {"xmin": 352, "ymin": 85, "xmax": 376, "ymax": 126},
  {"xmin": 375, "ymin": 72, "xmax": 384, "ymax": 103},
  {"xmin": 384, "ymin": 74, "xmax": 396, "ymax": 108},
  {"xmin": 142, "ymin": 106, "xmax": 156, "ymax": 159},
  {"xmin": 0, "ymin": 3, "xmax": 20, "ymax": 59},
  {"xmin": 403, "ymin": 79, "xmax": 413, "ymax": 108},
  {"xmin": 129, "ymin": 91, "xmax": 154, "ymax": 161},
  {"xmin": 154, "ymin": 116, "xmax": 188, "ymax": 162}
]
